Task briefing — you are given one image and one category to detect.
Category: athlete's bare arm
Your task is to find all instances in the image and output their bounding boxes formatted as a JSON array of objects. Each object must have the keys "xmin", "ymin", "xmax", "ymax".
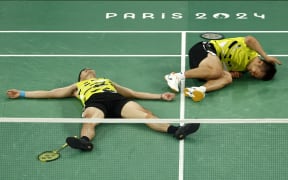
[
  {"xmin": 7, "ymin": 84, "xmax": 77, "ymax": 99},
  {"xmin": 112, "ymin": 82, "xmax": 175, "ymax": 101},
  {"xmin": 245, "ymin": 36, "xmax": 281, "ymax": 65}
]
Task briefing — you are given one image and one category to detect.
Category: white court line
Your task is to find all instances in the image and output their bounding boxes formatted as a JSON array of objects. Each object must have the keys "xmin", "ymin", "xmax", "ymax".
[
  {"xmin": 0, "ymin": 54, "xmax": 286, "ymax": 57},
  {"xmin": 0, "ymin": 54, "xmax": 181, "ymax": 57},
  {"xmin": 177, "ymin": 31, "xmax": 187, "ymax": 180},
  {"xmin": 1, "ymin": 118, "xmax": 288, "ymax": 123},
  {"xmin": 1, "ymin": 30, "xmax": 288, "ymax": 33},
  {"xmin": 0, "ymin": 30, "xmax": 287, "ymax": 57}
]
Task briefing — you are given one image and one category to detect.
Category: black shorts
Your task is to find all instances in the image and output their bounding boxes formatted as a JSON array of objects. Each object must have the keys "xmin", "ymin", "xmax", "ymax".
[
  {"xmin": 84, "ymin": 92, "xmax": 130, "ymax": 118},
  {"xmin": 188, "ymin": 41, "xmax": 216, "ymax": 69}
]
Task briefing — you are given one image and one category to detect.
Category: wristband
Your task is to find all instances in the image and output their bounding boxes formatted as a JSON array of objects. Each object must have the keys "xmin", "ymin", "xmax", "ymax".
[{"xmin": 19, "ymin": 91, "xmax": 26, "ymax": 98}]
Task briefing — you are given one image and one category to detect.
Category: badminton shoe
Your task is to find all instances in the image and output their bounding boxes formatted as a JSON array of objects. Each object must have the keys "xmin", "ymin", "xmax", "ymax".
[
  {"xmin": 66, "ymin": 136, "xmax": 93, "ymax": 151},
  {"xmin": 184, "ymin": 86, "xmax": 206, "ymax": 102},
  {"xmin": 165, "ymin": 72, "xmax": 181, "ymax": 92},
  {"xmin": 174, "ymin": 123, "xmax": 200, "ymax": 140}
]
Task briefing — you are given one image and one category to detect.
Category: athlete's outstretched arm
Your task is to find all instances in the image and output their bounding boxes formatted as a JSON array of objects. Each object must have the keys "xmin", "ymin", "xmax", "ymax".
[
  {"xmin": 245, "ymin": 36, "xmax": 282, "ymax": 65},
  {"xmin": 112, "ymin": 82, "xmax": 175, "ymax": 101},
  {"xmin": 7, "ymin": 84, "xmax": 77, "ymax": 99}
]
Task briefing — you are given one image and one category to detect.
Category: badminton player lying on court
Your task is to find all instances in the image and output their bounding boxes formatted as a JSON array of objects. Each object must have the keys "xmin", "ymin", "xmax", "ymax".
[
  {"xmin": 7, "ymin": 68, "xmax": 200, "ymax": 151},
  {"xmin": 165, "ymin": 36, "xmax": 282, "ymax": 102}
]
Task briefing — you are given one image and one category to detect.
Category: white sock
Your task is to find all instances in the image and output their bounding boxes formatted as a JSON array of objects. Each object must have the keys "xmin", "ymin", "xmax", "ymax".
[
  {"xmin": 175, "ymin": 72, "xmax": 185, "ymax": 80},
  {"xmin": 199, "ymin": 86, "xmax": 206, "ymax": 92}
]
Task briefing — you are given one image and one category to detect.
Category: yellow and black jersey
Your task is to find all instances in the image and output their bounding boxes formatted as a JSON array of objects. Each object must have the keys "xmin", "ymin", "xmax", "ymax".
[
  {"xmin": 76, "ymin": 78, "xmax": 117, "ymax": 105},
  {"xmin": 209, "ymin": 37, "xmax": 259, "ymax": 71}
]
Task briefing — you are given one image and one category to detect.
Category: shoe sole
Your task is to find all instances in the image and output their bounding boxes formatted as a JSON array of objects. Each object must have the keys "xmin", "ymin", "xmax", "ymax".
[
  {"xmin": 164, "ymin": 75, "xmax": 179, "ymax": 92},
  {"xmin": 184, "ymin": 88, "xmax": 190, "ymax": 97},
  {"xmin": 184, "ymin": 88, "xmax": 205, "ymax": 102},
  {"xmin": 192, "ymin": 91, "xmax": 205, "ymax": 102},
  {"xmin": 66, "ymin": 137, "xmax": 93, "ymax": 151},
  {"xmin": 174, "ymin": 124, "xmax": 200, "ymax": 140}
]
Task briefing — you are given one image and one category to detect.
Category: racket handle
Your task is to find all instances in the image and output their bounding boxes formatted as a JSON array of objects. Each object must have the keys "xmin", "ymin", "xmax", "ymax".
[
  {"xmin": 56, "ymin": 143, "xmax": 68, "ymax": 153},
  {"xmin": 58, "ymin": 136, "xmax": 77, "ymax": 151},
  {"xmin": 62, "ymin": 143, "xmax": 68, "ymax": 148}
]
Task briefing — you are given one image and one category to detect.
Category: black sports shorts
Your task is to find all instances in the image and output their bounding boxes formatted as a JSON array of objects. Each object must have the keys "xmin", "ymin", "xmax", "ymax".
[
  {"xmin": 84, "ymin": 92, "xmax": 130, "ymax": 118},
  {"xmin": 188, "ymin": 41, "xmax": 216, "ymax": 69}
]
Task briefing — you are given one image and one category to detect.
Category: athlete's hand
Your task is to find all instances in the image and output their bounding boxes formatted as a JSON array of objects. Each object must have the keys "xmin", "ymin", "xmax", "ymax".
[
  {"xmin": 7, "ymin": 89, "xmax": 20, "ymax": 99},
  {"xmin": 161, "ymin": 92, "xmax": 175, "ymax": 101},
  {"xmin": 230, "ymin": 71, "xmax": 242, "ymax": 79},
  {"xmin": 264, "ymin": 56, "xmax": 282, "ymax": 65}
]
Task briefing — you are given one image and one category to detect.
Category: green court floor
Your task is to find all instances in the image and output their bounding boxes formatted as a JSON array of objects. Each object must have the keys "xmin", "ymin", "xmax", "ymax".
[{"xmin": 1, "ymin": 1, "xmax": 288, "ymax": 180}]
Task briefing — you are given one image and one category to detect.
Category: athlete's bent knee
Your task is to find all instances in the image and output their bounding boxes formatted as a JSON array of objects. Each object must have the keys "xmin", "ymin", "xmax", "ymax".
[
  {"xmin": 145, "ymin": 111, "xmax": 156, "ymax": 119},
  {"xmin": 224, "ymin": 72, "xmax": 233, "ymax": 85}
]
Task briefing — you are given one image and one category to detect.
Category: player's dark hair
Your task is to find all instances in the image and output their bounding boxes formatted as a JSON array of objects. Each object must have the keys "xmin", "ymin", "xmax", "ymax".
[
  {"xmin": 262, "ymin": 61, "xmax": 276, "ymax": 81},
  {"xmin": 78, "ymin": 68, "xmax": 87, "ymax": 82}
]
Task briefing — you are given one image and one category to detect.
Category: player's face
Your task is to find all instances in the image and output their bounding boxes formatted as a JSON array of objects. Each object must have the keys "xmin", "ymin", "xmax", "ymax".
[
  {"xmin": 79, "ymin": 68, "xmax": 96, "ymax": 80},
  {"xmin": 248, "ymin": 59, "xmax": 265, "ymax": 79}
]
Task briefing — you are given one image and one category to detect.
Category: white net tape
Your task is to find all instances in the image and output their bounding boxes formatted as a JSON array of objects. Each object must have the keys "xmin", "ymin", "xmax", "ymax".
[{"xmin": 1, "ymin": 118, "xmax": 288, "ymax": 123}]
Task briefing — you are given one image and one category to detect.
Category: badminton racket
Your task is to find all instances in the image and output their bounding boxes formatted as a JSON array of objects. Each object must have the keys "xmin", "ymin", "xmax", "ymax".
[
  {"xmin": 38, "ymin": 143, "xmax": 68, "ymax": 162},
  {"xmin": 200, "ymin": 32, "xmax": 225, "ymax": 40}
]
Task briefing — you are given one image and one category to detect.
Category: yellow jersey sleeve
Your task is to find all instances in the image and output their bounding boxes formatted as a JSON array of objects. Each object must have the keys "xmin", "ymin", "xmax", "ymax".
[
  {"xmin": 76, "ymin": 78, "xmax": 117, "ymax": 105},
  {"xmin": 210, "ymin": 37, "xmax": 259, "ymax": 71}
]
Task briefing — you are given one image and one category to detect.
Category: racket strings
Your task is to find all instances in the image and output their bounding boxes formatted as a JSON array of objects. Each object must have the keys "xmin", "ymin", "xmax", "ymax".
[
  {"xmin": 38, "ymin": 143, "xmax": 68, "ymax": 162},
  {"xmin": 200, "ymin": 33, "xmax": 224, "ymax": 40},
  {"xmin": 38, "ymin": 151, "xmax": 60, "ymax": 162}
]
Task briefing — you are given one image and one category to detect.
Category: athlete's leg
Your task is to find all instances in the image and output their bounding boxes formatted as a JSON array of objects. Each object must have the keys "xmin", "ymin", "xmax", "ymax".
[
  {"xmin": 184, "ymin": 69, "xmax": 232, "ymax": 101},
  {"xmin": 66, "ymin": 107, "xmax": 104, "ymax": 151},
  {"xmin": 184, "ymin": 53, "xmax": 224, "ymax": 80},
  {"xmin": 120, "ymin": 101, "xmax": 200, "ymax": 139},
  {"xmin": 80, "ymin": 107, "xmax": 105, "ymax": 140},
  {"xmin": 183, "ymin": 54, "xmax": 232, "ymax": 101},
  {"xmin": 165, "ymin": 53, "xmax": 223, "ymax": 93},
  {"xmin": 121, "ymin": 101, "xmax": 169, "ymax": 132},
  {"xmin": 202, "ymin": 71, "xmax": 233, "ymax": 92}
]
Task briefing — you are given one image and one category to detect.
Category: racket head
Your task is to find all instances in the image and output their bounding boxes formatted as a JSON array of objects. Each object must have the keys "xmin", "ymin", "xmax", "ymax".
[
  {"xmin": 200, "ymin": 32, "xmax": 224, "ymax": 40},
  {"xmin": 38, "ymin": 151, "xmax": 60, "ymax": 162}
]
